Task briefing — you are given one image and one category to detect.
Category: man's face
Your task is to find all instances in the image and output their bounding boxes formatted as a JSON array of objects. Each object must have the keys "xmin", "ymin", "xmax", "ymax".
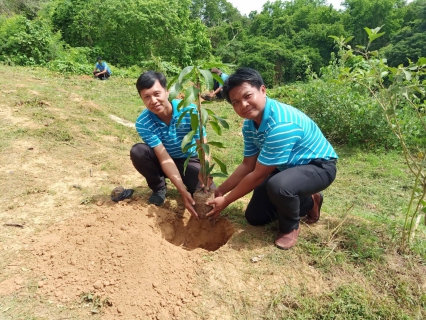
[
  {"xmin": 229, "ymin": 82, "xmax": 267, "ymax": 124},
  {"xmin": 139, "ymin": 80, "xmax": 170, "ymax": 115}
]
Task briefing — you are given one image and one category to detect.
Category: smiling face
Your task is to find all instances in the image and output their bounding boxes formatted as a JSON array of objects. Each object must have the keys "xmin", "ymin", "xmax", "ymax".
[
  {"xmin": 229, "ymin": 82, "xmax": 267, "ymax": 125},
  {"xmin": 139, "ymin": 80, "xmax": 171, "ymax": 116}
]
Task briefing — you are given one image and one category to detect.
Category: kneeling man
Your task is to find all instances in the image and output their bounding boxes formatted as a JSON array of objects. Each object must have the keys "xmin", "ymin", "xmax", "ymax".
[{"xmin": 207, "ymin": 68, "xmax": 338, "ymax": 249}]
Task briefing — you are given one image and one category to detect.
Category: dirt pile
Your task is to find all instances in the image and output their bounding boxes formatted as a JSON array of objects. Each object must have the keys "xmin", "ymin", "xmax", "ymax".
[{"xmin": 25, "ymin": 198, "xmax": 234, "ymax": 319}]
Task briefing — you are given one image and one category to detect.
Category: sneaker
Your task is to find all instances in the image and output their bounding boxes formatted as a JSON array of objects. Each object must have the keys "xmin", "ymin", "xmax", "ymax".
[
  {"xmin": 148, "ymin": 188, "xmax": 166, "ymax": 206},
  {"xmin": 303, "ymin": 192, "xmax": 323, "ymax": 224},
  {"xmin": 275, "ymin": 228, "xmax": 300, "ymax": 250}
]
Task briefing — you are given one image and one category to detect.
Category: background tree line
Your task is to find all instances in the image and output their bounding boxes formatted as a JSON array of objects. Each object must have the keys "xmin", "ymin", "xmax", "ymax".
[{"xmin": 0, "ymin": 0, "xmax": 425, "ymax": 85}]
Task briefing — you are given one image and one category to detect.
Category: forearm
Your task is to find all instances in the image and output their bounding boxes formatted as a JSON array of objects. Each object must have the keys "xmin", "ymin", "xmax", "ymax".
[
  {"xmin": 160, "ymin": 159, "xmax": 187, "ymax": 193},
  {"xmin": 218, "ymin": 162, "xmax": 254, "ymax": 194},
  {"xmin": 223, "ymin": 172, "xmax": 266, "ymax": 205}
]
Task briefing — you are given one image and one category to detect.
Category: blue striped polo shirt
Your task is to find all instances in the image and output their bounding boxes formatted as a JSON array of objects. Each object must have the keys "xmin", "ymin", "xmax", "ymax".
[
  {"xmin": 135, "ymin": 99, "xmax": 205, "ymax": 158},
  {"xmin": 243, "ymin": 97, "xmax": 338, "ymax": 170}
]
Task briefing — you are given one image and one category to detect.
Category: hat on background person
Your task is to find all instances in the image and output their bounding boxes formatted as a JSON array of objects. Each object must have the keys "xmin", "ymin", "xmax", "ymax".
[
  {"xmin": 211, "ymin": 68, "xmax": 222, "ymax": 75},
  {"xmin": 97, "ymin": 56, "xmax": 103, "ymax": 61}
]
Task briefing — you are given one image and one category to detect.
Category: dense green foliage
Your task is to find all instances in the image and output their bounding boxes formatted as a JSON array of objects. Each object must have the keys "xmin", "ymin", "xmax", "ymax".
[
  {"xmin": 0, "ymin": 14, "xmax": 62, "ymax": 65},
  {"xmin": 1, "ymin": 0, "xmax": 425, "ymax": 82},
  {"xmin": 269, "ymin": 80, "xmax": 400, "ymax": 148},
  {"xmin": 50, "ymin": 0, "xmax": 211, "ymax": 66}
]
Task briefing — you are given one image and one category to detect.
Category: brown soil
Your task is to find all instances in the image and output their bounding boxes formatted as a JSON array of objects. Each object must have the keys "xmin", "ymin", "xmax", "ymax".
[
  {"xmin": 2, "ymin": 197, "xmax": 235, "ymax": 319},
  {"xmin": 193, "ymin": 189, "xmax": 215, "ymax": 219}
]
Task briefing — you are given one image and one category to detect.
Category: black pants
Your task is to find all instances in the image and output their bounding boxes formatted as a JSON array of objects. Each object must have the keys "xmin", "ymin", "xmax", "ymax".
[
  {"xmin": 130, "ymin": 143, "xmax": 201, "ymax": 194},
  {"xmin": 245, "ymin": 159, "xmax": 337, "ymax": 233},
  {"xmin": 93, "ymin": 71, "xmax": 110, "ymax": 80}
]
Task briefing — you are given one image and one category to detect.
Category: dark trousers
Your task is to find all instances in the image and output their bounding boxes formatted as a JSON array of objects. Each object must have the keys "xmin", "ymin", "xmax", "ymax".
[
  {"xmin": 245, "ymin": 159, "xmax": 337, "ymax": 233},
  {"xmin": 93, "ymin": 71, "xmax": 110, "ymax": 80},
  {"xmin": 130, "ymin": 143, "xmax": 201, "ymax": 194}
]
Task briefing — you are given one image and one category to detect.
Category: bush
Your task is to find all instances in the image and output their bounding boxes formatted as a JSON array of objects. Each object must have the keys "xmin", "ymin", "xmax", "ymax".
[
  {"xmin": 269, "ymin": 80, "xmax": 400, "ymax": 148},
  {"xmin": 0, "ymin": 15, "xmax": 62, "ymax": 65}
]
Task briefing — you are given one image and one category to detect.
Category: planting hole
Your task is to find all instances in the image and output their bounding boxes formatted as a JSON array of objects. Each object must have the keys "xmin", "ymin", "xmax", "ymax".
[{"xmin": 158, "ymin": 216, "xmax": 235, "ymax": 251}]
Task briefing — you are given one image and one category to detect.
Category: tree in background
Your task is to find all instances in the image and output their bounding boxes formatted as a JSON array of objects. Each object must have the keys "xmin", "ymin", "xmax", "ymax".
[
  {"xmin": 383, "ymin": 0, "xmax": 426, "ymax": 66},
  {"xmin": 237, "ymin": 0, "xmax": 347, "ymax": 85},
  {"xmin": 342, "ymin": 0, "xmax": 406, "ymax": 49},
  {"xmin": 50, "ymin": 0, "xmax": 212, "ymax": 67}
]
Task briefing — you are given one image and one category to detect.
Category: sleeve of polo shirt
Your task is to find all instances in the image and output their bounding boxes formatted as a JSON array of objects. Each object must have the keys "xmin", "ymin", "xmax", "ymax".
[
  {"xmin": 257, "ymin": 122, "xmax": 304, "ymax": 166},
  {"xmin": 135, "ymin": 114, "xmax": 162, "ymax": 148},
  {"xmin": 242, "ymin": 124, "xmax": 259, "ymax": 157}
]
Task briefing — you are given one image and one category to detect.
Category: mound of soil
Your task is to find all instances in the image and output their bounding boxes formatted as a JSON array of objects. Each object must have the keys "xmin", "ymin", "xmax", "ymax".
[{"xmin": 26, "ymin": 198, "xmax": 235, "ymax": 319}]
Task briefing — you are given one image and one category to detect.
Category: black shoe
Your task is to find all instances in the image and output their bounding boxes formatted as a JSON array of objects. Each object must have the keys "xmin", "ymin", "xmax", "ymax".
[{"xmin": 148, "ymin": 188, "xmax": 166, "ymax": 206}]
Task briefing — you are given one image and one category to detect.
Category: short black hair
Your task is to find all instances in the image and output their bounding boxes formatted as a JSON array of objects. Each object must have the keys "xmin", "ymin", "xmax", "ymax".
[
  {"xmin": 136, "ymin": 71, "xmax": 167, "ymax": 94},
  {"xmin": 222, "ymin": 67, "xmax": 264, "ymax": 103},
  {"xmin": 97, "ymin": 56, "xmax": 102, "ymax": 61}
]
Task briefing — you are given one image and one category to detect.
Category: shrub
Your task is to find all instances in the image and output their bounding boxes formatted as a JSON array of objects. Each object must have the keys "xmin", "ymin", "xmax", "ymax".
[
  {"xmin": 269, "ymin": 80, "xmax": 400, "ymax": 148},
  {"xmin": 0, "ymin": 15, "xmax": 62, "ymax": 65}
]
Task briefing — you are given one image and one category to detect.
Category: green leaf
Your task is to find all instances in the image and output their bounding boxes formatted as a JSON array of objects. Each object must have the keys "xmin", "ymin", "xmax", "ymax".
[
  {"xmin": 201, "ymin": 143, "xmax": 210, "ymax": 157},
  {"xmin": 212, "ymin": 156, "xmax": 228, "ymax": 174},
  {"xmin": 178, "ymin": 66, "xmax": 194, "ymax": 83},
  {"xmin": 168, "ymin": 82, "xmax": 182, "ymax": 101},
  {"xmin": 184, "ymin": 86, "xmax": 199, "ymax": 106},
  {"xmin": 213, "ymin": 115, "xmax": 229, "ymax": 129},
  {"xmin": 206, "ymin": 163, "xmax": 215, "ymax": 176},
  {"xmin": 183, "ymin": 156, "xmax": 191, "ymax": 175},
  {"xmin": 205, "ymin": 108, "xmax": 215, "ymax": 115},
  {"xmin": 210, "ymin": 172, "xmax": 228, "ymax": 178},
  {"xmin": 416, "ymin": 57, "xmax": 426, "ymax": 66},
  {"xmin": 181, "ymin": 130, "xmax": 195, "ymax": 151},
  {"xmin": 183, "ymin": 142, "xmax": 196, "ymax": 153},
  {"xmin": 200, "ymin": 69, "xmax": 214, "ymax": 90},
  {"xmin": 177, "ymin": 99, "xmax": 186, "ymax": 111},
  {"xmin": 344, "ymin": 36, "xmax": 354, "ymax": 43},
  {"xmin": 167, "ymin": 75, "xmax": 179, "ymax": 91},
  {"xmin": 364, "ymin": 26, "xmax": 385, "ymax": 43},
  {"xmin": 201, "ymin": 107, "xmax": 209, "ymax": 126},
  {"xmin": 356, "ymin": 45, "xmax": 366, "ymax": 49},
  {"xmin": 212, "ymin": 73, "xmax": 224, "ymax": 85},
  {"xmin": 328, "ymin": 35, "xmax": 340, "ymax": 41},
  {"xmin": 402, "ymin": 70, "xmax": 412, "ymax": 81},
  {"xmin": 190, "ymin": 112, "xmax": 199, "ymax": 132},
  {"xmin": 210, "ymin": 121, "xmax": 222, "ymax": 135},
  {"xmin": 207, "ymin": 141, "xmax": 225, "ymax": 148},
  {"xmin": 176, "ymin": 108, "xmax": 190, "ymax": 126}
]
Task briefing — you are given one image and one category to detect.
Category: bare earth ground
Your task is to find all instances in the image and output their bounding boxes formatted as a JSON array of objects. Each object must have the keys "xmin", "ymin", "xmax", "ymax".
[{"xmin": 0, "ymin": 66, "xmax": 425, "ymax": 319}]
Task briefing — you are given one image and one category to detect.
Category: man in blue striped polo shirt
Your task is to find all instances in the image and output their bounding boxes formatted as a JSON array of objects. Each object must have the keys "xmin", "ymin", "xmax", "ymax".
[
  {"xmin": 207, "ymin": 68, "xmax": 338, "ymax": 249},
  {"xmin": 130, "ymin": 71, "xmax": 207, "ymax": 218}
]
